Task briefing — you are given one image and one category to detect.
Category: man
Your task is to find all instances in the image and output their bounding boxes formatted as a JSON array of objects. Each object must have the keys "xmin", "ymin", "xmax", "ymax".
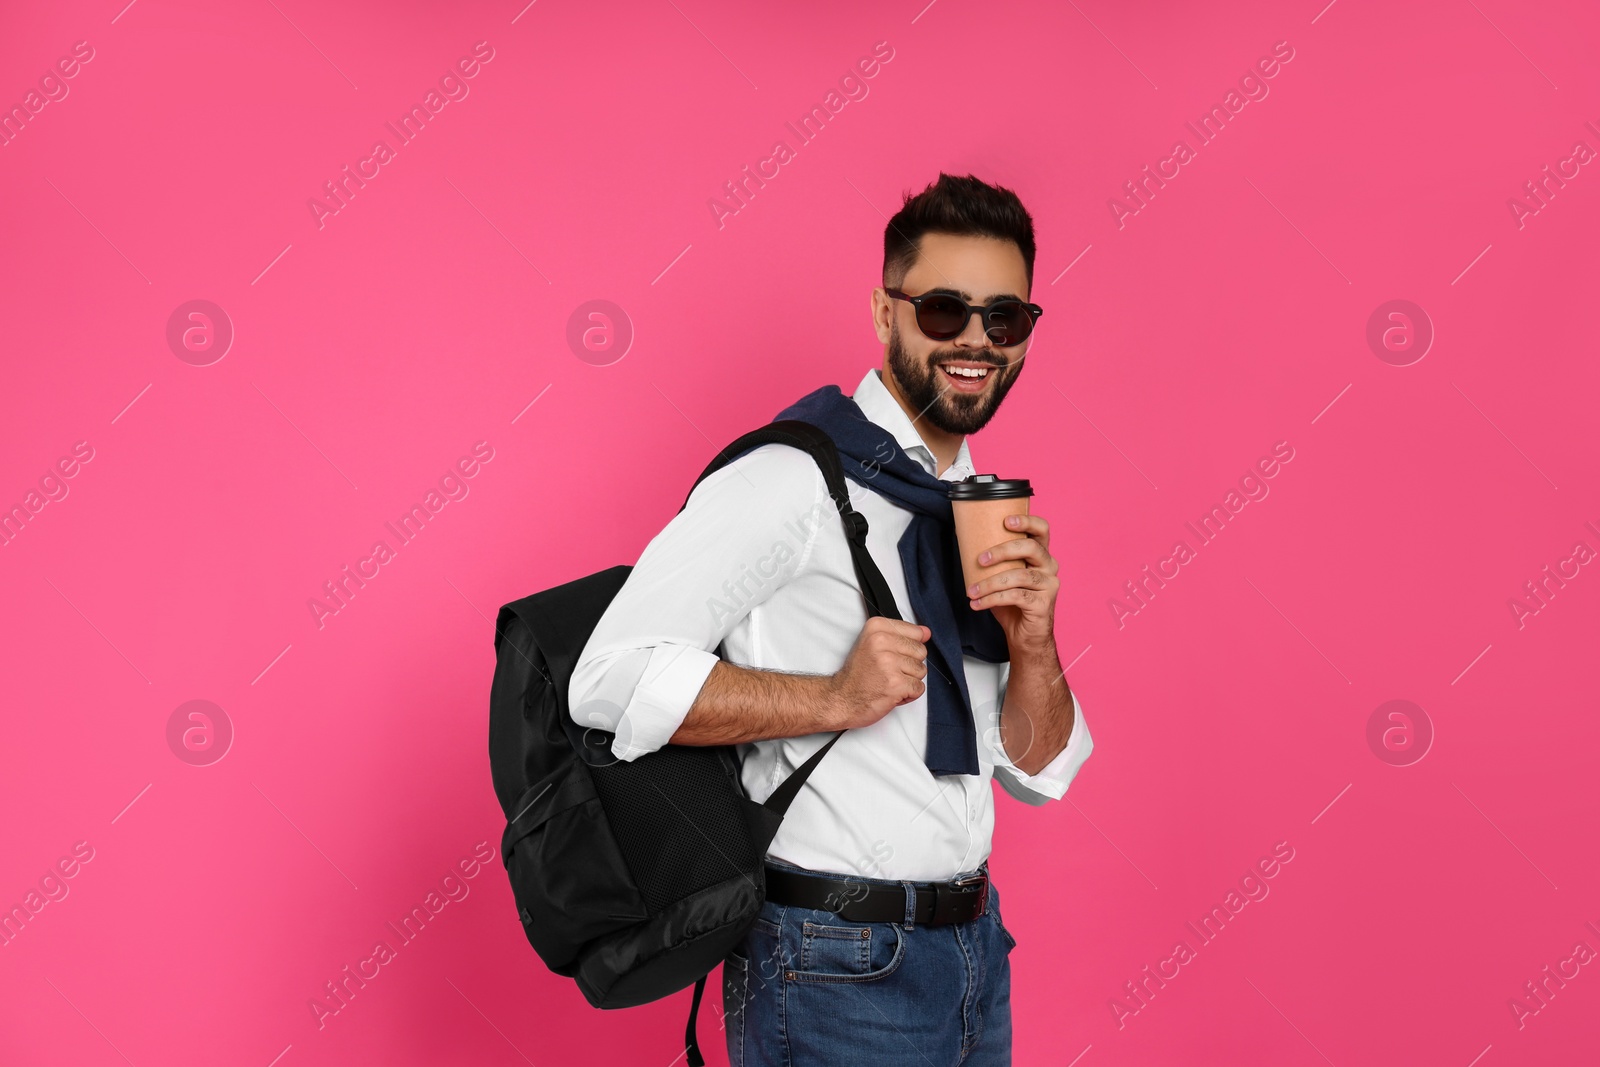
[{"xmin": 568, "ymin": 173, "xmax": 1092, "ymax": 1065}]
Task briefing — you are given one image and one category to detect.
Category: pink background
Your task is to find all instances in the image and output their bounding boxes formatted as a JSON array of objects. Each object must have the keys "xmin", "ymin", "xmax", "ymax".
[{"xmin": 3, "ymin": 0, "xmax": 1598, "ymax": 1064}]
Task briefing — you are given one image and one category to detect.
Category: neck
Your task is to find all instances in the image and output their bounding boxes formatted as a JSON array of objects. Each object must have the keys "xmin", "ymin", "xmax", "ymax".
[{"xmin": 879, "ymin": 365, "xmax": 962, "ymax": 475}]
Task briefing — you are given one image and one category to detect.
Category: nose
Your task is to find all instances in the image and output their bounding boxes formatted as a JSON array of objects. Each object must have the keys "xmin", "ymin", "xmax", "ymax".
[{"xmin": 952, "ymin": 307, "xmax": 995, "ymax": 348}]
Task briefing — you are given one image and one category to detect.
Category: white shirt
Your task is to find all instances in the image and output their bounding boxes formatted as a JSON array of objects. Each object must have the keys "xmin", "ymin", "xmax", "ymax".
[{"xmin": 567, "ymin": 366, "xmax": 1092, "ymax": 882}]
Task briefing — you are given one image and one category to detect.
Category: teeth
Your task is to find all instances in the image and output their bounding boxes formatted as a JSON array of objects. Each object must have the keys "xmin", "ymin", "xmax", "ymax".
[{"xmin": 944, "ymin": 366, "xmax": 990, "ymax": 379}]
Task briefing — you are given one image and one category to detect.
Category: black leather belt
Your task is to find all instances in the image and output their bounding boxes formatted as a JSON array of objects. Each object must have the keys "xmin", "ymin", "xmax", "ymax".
[{"xmin": 762, "ymin": 863, "xmax": 989, "ymax": 925}]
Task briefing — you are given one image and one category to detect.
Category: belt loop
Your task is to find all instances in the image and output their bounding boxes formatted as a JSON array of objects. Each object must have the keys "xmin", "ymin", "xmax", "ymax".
[{"xmin": 901, "ymin": 881, "xmax": 917, "ymax": 931}]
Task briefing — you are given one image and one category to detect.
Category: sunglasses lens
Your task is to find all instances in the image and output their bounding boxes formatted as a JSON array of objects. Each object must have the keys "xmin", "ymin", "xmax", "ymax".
[
  {"xmin": 984, "ymin": 302, "xmax": 1035, "ymax": 347},
  {"xmin": 916, "ymin": 295, "xmax": 970, "ymax": 339}
]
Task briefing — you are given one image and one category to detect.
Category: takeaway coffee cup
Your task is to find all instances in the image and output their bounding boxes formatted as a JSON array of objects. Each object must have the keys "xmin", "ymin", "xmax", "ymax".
[{"xmin": 947, "ymin": 474, "xmax": 1034, "ymax": 597}]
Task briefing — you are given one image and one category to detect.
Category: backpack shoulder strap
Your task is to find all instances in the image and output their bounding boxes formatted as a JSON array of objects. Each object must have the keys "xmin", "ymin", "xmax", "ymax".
[
  {"xmin": 679, "ymin": 419, "xmax": 902, "ymax": 624},
  {"xmin": 680, "ymin": 418, "xmax": 903, "ymax": 817}
]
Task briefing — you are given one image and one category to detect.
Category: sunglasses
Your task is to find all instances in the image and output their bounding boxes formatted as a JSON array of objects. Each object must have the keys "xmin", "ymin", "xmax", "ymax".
[{"xmin": 885, "ymin": 288, "xmax": 1044, "ymax": 347}]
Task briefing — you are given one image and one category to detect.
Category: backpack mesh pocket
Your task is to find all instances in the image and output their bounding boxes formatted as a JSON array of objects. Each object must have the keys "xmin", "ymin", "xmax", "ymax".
[{"xmin": 590, "ymin": 745, "xmax": 762, "ymax": 915}]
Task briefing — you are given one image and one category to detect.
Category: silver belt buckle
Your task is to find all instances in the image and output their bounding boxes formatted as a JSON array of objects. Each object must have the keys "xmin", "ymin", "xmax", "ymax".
[{"xmin": 949, "ymin": 872, "xmax": 989, "ymax": 920}]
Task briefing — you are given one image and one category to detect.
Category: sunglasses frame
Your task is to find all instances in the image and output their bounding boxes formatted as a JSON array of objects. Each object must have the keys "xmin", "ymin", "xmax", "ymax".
[{"xmin": 884, "ymin": 287, "xmax": 1044, "ymax": 347}]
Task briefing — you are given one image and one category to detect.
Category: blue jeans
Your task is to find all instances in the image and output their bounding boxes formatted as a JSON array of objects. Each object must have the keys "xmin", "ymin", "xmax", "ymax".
[{"xmin": 721, "ymin": 858, "xmax": 1018, "ymax": 1066}]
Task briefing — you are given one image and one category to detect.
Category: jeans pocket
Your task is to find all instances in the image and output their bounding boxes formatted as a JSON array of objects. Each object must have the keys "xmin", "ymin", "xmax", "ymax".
[
  {"xmin": 785, "ymin": 920, "xmax": 905, "ymax": 984},
  {"xmin": 989, "ymin": 885, "xmax": 1018, "ymax": 952},
  {"xmin": 722, "ymin": 950, "xmax": 748, "ymax": 1064},
  {"xmin": 993, "ymin": 915, "xmax": 1018, "ymax": 953}
]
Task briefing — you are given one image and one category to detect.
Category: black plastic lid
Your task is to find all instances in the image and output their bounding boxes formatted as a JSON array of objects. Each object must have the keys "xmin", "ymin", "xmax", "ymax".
[{"xmin": 946, "ymin": 474, "xmax": 1033, "ymax": 501}]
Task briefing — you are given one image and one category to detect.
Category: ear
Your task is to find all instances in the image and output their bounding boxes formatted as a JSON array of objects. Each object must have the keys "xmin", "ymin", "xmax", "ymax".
[{"xmin": 871, "ymin": 288, "xmax": 892, "ymax": 345}]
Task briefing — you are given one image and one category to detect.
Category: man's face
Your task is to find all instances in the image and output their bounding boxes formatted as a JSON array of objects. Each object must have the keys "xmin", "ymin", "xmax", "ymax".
[{"xmin": 876, "ymin": 232, "xmax": 1033, "ymax": 437}]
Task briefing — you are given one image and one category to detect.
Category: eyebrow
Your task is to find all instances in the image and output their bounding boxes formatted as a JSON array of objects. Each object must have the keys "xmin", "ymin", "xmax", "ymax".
[{"xmin": 923, "ymin": 286, "xmax": 1025, "ymax": 304}]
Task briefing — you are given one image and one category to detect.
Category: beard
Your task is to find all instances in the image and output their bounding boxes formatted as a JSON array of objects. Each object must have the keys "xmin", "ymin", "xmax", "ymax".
[{"xmin": 885, "ymin": 318, "xmax": 1025, "ymax": 436}]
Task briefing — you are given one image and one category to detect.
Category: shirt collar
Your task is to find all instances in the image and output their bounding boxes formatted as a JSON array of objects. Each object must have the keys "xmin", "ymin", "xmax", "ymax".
[{"xmin": 850, "ymin": 367, "xmax": 975, "ymax": 481}]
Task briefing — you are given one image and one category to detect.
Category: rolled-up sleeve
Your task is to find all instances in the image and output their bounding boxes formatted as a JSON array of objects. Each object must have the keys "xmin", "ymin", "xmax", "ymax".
[
  {"xmin": 567, "ymin": 444, "xmax": 826, "ymax": 762},
  {"xmin": 988, "ymin": 664, "xmax": 1093, "ymax": 806}
]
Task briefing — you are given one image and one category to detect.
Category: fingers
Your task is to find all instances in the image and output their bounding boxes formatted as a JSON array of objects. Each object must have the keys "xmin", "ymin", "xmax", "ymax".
[
  {"xmin": 869, "ymin": 639, "xmax": 923, "ymax": 661},
  {"xmin": 867, "ymin": 617, "xmax": 929, "ymax": 639},
  {"xmin": 862, "ymin": 619, "xmax": 929, "ymax": 678},
  {"xmin": 863, "ymin": 618, "xmax": 929, "ymax": 650},
  {"xmin": 980, "ymin": 513, "xmax": 1055, "ymax": 567},
  {"xmin": 875, "ymin": 640, "xmax": 927, "ymax": 683},
  {"xmin": 972, "ymin": 574, "xmax": 1058, "ymax": 610},
  {"xmin": 973, "ymin": 586, "xmax": 1033, "ymax": 609},
  {"xmin": 896, "ymin": 632, "xmax": 930, "ymax": 657},
  {"xmin": 972, "ymin": 565, "xmax": 1039, "ymax": 593},
  {"xmin": 896, "ymin": 682, "xmax": 926, "ymax": 707},
  {"xmin": 898, "ymin": 648, "xmax": 928, "ymax": 677},
  {"xmin": 979, "ymin": 537, "xmax": 1047, "ymax": 569},
  {"xmin": 1004, "ymin": 513, "xmax": 1048, "ymax": 538},
  {"xmin": 873, "ymin": 636, "xmax": 926, "ymax": 675}
]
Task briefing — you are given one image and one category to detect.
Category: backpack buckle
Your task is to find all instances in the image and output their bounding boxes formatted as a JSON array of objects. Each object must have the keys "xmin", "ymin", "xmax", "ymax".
[{"xmin": 841, "ymin": 508, "xmax": 869, "ymax": 542}]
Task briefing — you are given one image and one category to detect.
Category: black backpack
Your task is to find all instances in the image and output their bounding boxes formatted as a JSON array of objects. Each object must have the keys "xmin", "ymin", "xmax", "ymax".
[{"xmin": 487, "ymin": 419, "xmax": 902, "ymax": 1066}]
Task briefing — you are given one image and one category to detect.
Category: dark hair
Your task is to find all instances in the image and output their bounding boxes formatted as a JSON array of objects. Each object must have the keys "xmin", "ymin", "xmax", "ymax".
[{"xmin": 882, "ymin": 173, "xmax": 1037, "ymax": 292}]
